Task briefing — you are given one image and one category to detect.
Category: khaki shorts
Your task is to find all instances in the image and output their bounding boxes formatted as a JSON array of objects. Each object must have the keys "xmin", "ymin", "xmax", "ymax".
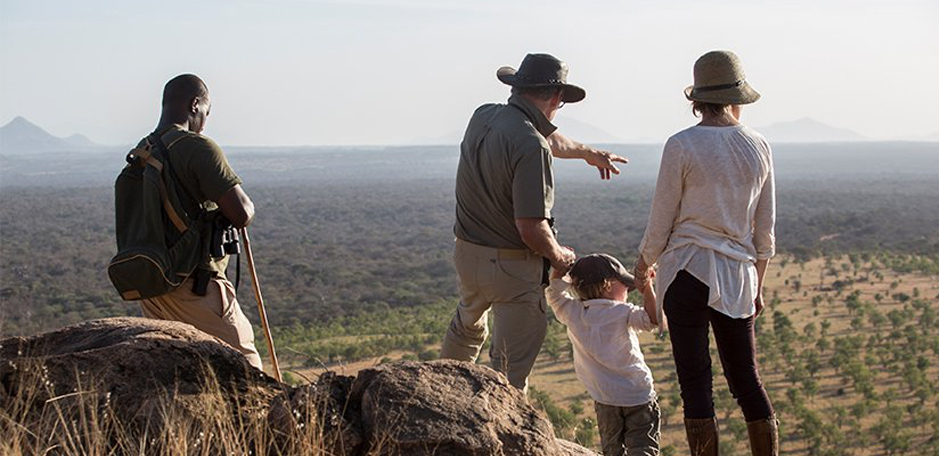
[{"xmin": 141, "ymin": 277, "xmax": 262, "ymax": 369}]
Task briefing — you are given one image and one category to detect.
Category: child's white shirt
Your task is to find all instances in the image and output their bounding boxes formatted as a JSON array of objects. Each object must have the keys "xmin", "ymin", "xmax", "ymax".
[{"xmin": 546, "ymin": 277, "xmax": 657, "ymax": 407}]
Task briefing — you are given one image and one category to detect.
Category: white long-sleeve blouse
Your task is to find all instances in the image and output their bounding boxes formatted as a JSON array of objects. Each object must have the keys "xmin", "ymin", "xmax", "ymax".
[{"xmin": 638, "ymin": 124, "xmax": 776, "ymax": 327}]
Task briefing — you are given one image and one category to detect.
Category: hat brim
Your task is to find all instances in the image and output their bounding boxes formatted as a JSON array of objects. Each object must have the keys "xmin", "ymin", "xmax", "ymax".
[
  {"xmin": 684, "ymin": 81, "xmax": 760, "ymax": 105},
  {"xmin": 497, "ymin": 66, "xmax": 586, "ymax": 103},
  {"xmin": 616, "ymin": 271, "xmax": 636, "ymax": 289}
]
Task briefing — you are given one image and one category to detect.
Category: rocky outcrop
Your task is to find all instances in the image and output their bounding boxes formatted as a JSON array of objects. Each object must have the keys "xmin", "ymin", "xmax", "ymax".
[
  {"xmin": 268, "ymin": 371, "xmax": 366, "ymax": 453},
  {"xmin": 0, "ymin": 317, "xmax": 280, "ymax": 436},
  {"xmin": 1, "ymin": 317, "xmax": 596, "ymax": 455},
  {"xmin": 351, "ymin": 360, "xmax": 559, "ymax": 455}
]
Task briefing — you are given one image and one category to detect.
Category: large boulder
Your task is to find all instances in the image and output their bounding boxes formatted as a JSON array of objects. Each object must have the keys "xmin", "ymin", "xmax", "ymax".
[
  {"xmin": 350, "ymin": 360, "xmax": 559, "ymax": 455},
  {"xmin": 1, "ymin": 318, "xmax": 596, "ymax": 455},
  {"xmin": 268, "ymin": 371, "xmax": 366, "ymax": 454},
  {"xmin": 555, "ymin": 438, "xmax": 599, "ymax": 456},
  {"xmin": 0, "ymin": 317, "xmax": 280, "ymax": 438}
]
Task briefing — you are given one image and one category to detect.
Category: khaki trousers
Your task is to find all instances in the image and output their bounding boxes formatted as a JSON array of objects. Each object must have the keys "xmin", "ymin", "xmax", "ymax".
[
  {"xmin": 440, "ymin": 238, "xmax": 547, "ymax": 391},
  {"xmin": 595, "ymin": 400, "xmax": 661, "ymax": 456},
  {"xmin": 141, "ymin": 277, "xmax": 262, "ymax": 369}
]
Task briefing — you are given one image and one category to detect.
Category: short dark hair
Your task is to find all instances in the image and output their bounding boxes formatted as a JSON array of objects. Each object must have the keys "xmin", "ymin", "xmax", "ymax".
[
  {"xmin": 692, "ymin": 100, "xmax": 729, "ymax": 118},
  {"xmin": 162, "ymin": 74, "xmax": 208, "ymax": 107},
  {"xmin": 512, "ymin": 86, "xmax": 563, "ymax": 101}
]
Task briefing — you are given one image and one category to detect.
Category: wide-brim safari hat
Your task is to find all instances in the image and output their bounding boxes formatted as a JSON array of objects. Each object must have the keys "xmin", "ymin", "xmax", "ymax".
[
  {"xmin": 569, "ymin": 254, "xmax": 635, "ymax": 289},
  {"xmin": 497, "ymin": 53, "xmax": 586, "ymax": 103},
  {"xmin": 684, "ymin": 50, "xmax": 760, "ymax": 105}
]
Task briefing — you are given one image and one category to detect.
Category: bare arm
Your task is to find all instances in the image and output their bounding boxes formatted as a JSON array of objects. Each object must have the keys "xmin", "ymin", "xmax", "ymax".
[
  {"xmin": 515, "ymin": 217, "xmax": 575, "ymax": 272},
  {"xmin": 215, "ymin": 184, "xmax": 255, "ymax": 228},
  {"xmin": 641, "ymin": 280, "xmax": 658, "ymax": 326},
  {"xmin": 754, "ymin": 258, "xmax": 769, "ymax": 316},
  {"xmin": 634, "ymin": 254, "xmax": 654, "ymax": 293},
  {"xmin": 547, "ymin": 131, "xmax": 628, "ymax": 180}
]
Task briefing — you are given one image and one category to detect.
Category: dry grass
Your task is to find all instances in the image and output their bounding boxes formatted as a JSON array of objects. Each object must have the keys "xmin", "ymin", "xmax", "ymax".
[{"xmin": 0, "ymin": 360, "xmax": 372, "ymax": 456}]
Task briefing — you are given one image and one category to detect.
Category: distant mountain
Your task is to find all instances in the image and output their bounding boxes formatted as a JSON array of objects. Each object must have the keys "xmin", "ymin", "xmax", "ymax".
[
  {"xmin": 0, "ymin": 116, "xmax": 99, "ymax": 155},
  {"xmin": 408, "ymin": 129, "xmax": 463, "ymax": 146},
  {"xmin": 756, "ymin": 118, "xmax": 866, "ymax": 143},
  {"xmin": 552, "ymin": 116, "xmax": 624, "ymax": 144},
  {"xmin": 408, "ymin": 116, "xmax": 624, "ymax": 146},
  {"xmin": 64, "ymin": 133, "xmax": 97, "ymax": 148}
]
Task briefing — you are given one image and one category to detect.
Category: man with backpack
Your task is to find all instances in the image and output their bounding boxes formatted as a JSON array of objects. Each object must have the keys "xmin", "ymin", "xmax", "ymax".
[{"xmin": 119, "ymin": 74, "xmax": 261, "ymax": 368}]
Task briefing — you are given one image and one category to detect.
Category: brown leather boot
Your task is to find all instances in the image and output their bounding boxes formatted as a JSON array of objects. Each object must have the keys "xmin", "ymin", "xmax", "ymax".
[
  {"xmin": 684, "ymin": 417, "xmax": 719, "ymax": 456},
  {"xmin": 747, "ymin": 415, "xmax": 779, "ymax": 456}
]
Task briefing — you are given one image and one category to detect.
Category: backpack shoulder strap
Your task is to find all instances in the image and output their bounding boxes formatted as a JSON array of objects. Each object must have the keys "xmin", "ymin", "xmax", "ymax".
[
  {"xmin": 155, "ymin": 131, "xmax": 204, "ymax": 218},
  {"xmin": 145, "ymin": 134, "xmax": 190, "ymax": 233},
  {"xmin": 125, "ymin": 138, "xmax": 155, "ymax": 166}
]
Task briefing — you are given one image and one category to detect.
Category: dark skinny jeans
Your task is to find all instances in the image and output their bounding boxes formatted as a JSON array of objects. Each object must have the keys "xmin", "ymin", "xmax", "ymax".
[{"xmin": 664, "ymin": 270, "xmax": 773, "ymax": 422}]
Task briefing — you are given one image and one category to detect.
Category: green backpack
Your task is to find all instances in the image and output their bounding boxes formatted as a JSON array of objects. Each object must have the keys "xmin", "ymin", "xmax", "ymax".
[{"xmin": 107, "ymin": 131, "xmax": 213, "ymax": 300}]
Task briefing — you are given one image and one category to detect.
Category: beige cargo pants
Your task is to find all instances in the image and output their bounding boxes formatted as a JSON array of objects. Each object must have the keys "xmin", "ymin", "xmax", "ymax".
[
  {"xmin": 440, "ymin": 238, "xmax": 547, "ymax": 391},
  {"xmin": 141, "ymin": 277, "xmax": 262, "ymax": 369}
]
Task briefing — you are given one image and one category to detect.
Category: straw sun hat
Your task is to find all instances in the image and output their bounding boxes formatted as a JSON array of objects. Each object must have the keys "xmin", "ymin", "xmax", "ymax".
[{"xmin": 684, "ymin": 50, "xmax": 760, "ymax": 105}]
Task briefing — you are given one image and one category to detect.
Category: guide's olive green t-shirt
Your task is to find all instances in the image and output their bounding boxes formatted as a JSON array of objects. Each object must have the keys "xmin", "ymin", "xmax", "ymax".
[
  {"xmin": 454, "ymin": 94, "xmax": 557, "ymax": 249},
  {"xmin": 137, "ymin": 125, "xmax": 242, "ymax": 276}
]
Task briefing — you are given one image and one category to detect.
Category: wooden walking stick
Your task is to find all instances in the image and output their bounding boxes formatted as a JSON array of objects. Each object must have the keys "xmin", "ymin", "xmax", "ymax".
[{"xmin": 240, "ymin": 227, "xmax": 282, "ymax": 382}]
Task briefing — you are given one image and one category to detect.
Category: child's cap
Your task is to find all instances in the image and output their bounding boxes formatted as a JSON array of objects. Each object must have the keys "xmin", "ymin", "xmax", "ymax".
[{"xmin": 569, "ymin": 253, "xmax": 636, "ymax": 289}]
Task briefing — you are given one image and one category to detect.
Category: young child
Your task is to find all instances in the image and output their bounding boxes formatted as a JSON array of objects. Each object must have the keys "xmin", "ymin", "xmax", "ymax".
[{"xmin": 546, "ymin": 253, "xmax": 660, "ymax": 456}]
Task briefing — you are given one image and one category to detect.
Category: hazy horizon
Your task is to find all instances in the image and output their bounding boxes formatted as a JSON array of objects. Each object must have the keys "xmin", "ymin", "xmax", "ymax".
[
  {"xmin": 1, "ymin": 0, "xmax": 937, "ymax": 146},
  {"xmin": 8, "ymin": 113, "xmax": 938, "ymax": 148}
]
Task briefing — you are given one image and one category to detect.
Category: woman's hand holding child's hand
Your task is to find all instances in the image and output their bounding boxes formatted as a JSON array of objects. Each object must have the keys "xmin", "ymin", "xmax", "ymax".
[{"xmin": 639, "ymin": 270, "xmax": 658, "ymax": 325}]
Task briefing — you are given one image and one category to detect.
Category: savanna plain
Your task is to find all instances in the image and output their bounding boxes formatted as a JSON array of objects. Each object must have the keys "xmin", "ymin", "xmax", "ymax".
[{"xmin": 1, "ymin": 141, "xmax": 938, "ymax": 454}]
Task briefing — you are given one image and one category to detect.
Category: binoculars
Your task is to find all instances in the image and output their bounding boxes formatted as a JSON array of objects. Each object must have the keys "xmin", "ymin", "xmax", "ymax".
[{"xmin": 210, "ymin": 216, "xmax": 241, "ymax": 259}]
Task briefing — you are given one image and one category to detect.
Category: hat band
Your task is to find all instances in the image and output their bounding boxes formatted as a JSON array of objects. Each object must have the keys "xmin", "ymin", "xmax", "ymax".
[
  {"xmin": 694, "ymin": 79, "xmax": 745, "ymax": 93},
  {"xmin": 515, "ymin": 74, "xmax": 566, "ymax": 85}
]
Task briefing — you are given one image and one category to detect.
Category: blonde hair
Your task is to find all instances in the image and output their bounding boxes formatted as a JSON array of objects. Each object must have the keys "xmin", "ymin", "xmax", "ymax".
[
  {"xmin": 570, "ymin": 277, "xmax": 613, "ymax": 301},
  {"xmin": 568, "ymin": 253, "xmax": 634, "ymax": 301}
]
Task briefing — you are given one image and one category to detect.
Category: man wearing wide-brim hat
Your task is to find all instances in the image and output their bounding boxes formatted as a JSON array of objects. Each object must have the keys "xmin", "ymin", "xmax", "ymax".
[{"xmin": 439, "ymin": 53, "xmax": 628, "ymax": 391}]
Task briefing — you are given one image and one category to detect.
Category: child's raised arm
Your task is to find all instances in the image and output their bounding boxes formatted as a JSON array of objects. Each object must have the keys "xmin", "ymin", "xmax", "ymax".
[{"xmin": 546, "ymin": 272, "xmax": 576, "ymax": 325}]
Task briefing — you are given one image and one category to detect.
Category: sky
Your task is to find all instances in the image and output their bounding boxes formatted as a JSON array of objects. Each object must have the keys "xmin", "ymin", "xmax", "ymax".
[{"xmin": 1, "ymin": 0, "xmax": 937, "ymax": 146}]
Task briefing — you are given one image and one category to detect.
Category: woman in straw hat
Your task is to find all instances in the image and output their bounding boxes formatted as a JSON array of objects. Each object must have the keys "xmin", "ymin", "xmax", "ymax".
[{"xmin": 634, "ymin": 50, "xmax": 778, "ymax": 456}]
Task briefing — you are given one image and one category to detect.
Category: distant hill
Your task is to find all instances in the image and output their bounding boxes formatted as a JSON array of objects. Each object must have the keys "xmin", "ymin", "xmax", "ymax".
[
  {"xmin": 756, "ymin": 117, "xmax": 866, "ymax": 143},
  {"xmin": 408, "ymin": 129, "xmax": 463, "ymax": 146},
  {"xmin": 0, "ymin": 116, "xmax": 99, "ymax": 154},
  {"xmin": 552, "ymin": 116, "xmax": 624, "ymax": 144},
  {"xmin": 408, "ymin": 116, "xmax": 624, "ymax": 146}
]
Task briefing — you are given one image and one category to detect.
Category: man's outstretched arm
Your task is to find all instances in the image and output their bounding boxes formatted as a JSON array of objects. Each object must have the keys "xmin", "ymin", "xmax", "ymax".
[{"xmin": 548, "ymin": 131, "xmax": 629, "ymax": 180}]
